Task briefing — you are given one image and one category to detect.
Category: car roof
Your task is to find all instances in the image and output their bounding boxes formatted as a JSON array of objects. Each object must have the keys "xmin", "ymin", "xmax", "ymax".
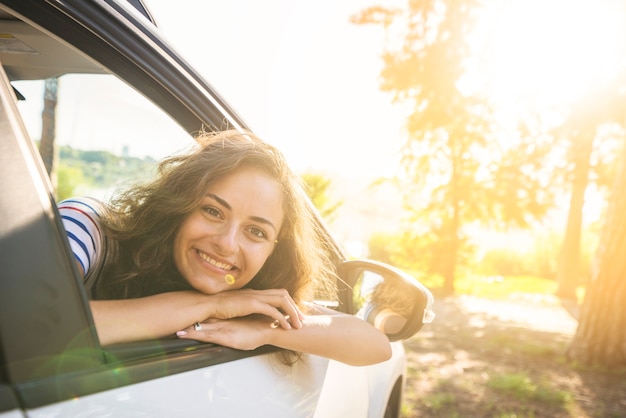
[
  {"xmin": 0, "ymin": 13, "xmax": 107, "ymax": 80},
  {"xmin": 0, "ymin": 0, "xmax": 249, "ymax": 133},
  {"xmin": 0, "ymin": 0, "xmax": 155, "ymax": 80}
]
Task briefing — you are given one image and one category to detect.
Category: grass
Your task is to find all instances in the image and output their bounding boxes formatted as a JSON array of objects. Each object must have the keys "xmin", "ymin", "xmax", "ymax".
[
  {"xmin": 487, "ymin": 372, "xmax": 572, "ymax": 405},
  {"xmin": 422, "ymin": 392, "xmax": 456, "ymax": 411},
  {"xmin": 415, "ymin": 273, "xmax": 586, "ymax": 301},
  {"xmin": 400, "ymin": 273, "xmax": 626, "ymax": 417},
  {"xmin": 485, "ymin": 333, "xmax": 566, "ymax": 358}
]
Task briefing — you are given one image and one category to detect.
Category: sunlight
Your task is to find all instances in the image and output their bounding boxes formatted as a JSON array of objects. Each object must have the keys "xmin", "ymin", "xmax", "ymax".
[{"xmin": 473, "ymin": 0, "xmax": 626, "ymax": 116}]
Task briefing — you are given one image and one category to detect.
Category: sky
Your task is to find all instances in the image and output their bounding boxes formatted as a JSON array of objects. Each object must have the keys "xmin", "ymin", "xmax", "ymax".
[
  {"xmin": 127, "ymin": 0, "xmax": 624, "ymax": 254},
  {"xmin": 145, "ymin": 0, "xmax": 407, "ymax": 179},
  {"xmin": 17, "ymin": 0, "xmax": 622, "ymax": 253},
  {"xmin": 11, "ymin": 0, "xmax": 408, "ymax": 257}
]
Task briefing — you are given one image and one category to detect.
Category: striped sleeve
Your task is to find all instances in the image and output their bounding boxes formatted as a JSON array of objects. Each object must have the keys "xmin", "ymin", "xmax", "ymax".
[{"xmin": 58, "ymin": 197, "xmax": 104, "ymax": 279}]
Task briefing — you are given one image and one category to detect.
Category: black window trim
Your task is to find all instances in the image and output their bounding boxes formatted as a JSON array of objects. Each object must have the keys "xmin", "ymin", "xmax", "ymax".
[{"xmin": 0, "ymin": 0, "xmax": 250, "ymax": 135}]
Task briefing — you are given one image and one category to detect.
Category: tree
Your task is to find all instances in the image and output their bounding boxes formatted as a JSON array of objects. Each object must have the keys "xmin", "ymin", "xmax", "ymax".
[
  {"xmin": 567, "ymin": 140, "xmax": 626, "ymax": 367},
  {"xmin": 353, "ymin": 2, "xmax": 551, "ymax": 294},
  {"xmin": 555, "ymin": 80, "xmax": 626, "ymax": 299},
  {"xmin": 39, "ymin": 77, "xmax": 59, "ymax": 178},
  {"xmin": 55, "ymin": 163, "xmax": 85, "ymax": 201},
  {"xmin": 301, "ymin": 172, "xmax": 342, "ymax": 223}
]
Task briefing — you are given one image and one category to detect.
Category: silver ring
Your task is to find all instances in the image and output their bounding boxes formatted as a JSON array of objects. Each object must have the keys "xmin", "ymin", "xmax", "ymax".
[{"xmin": 193, "ymin": 322, "xmax": 202, "ymax": 331}]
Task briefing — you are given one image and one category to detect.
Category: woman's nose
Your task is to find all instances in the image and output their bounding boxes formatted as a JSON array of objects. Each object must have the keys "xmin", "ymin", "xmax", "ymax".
[{"xmin": 213, "ymin": 224, "xmax": 239, "ymax": 255}]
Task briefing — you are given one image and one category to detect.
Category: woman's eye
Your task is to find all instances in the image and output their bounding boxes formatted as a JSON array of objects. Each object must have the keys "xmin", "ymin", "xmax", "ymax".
[
  {"xmin": 202, "ymin": 206, "xmax": 221, "ymax": 218},
  {"xmin": 248, "ymin": 227, "xmax": 268, "ymax": 240}
]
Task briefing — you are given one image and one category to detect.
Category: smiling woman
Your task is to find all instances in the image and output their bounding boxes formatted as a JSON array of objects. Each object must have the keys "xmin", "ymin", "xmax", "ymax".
[
  {"xmin": 59, "ymin": 129, "xmax": 392, "ymax": 366},
  {"xmin": 172, "ymin": 166, "xmax": 284, "ymax": 295},
  {"xmin": 471, "ymin": 0, "xmax": 626, "ymax": 113}
]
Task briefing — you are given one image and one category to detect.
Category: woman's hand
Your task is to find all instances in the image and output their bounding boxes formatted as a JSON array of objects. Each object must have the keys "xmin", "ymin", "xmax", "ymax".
[
  {"xmin": 177, "ymin": 308, "xmax": 393, "ymax": 366},
  {"xmin": 205, "ymin": 288, "xmax": 303, "ymax": 330},
  {"xmin": 177, "ymin": 315, "xmax": 276, "ymax": 351},
  {"xmin": 90, "ymin": 289, "xmax": 301, "ymax": 346}
]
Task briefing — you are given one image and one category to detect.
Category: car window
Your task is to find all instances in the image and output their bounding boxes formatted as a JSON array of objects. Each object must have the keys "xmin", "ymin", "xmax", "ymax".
[{"xmin": 14, "ymin": 74, "xmax": 197, "ymax": 201}]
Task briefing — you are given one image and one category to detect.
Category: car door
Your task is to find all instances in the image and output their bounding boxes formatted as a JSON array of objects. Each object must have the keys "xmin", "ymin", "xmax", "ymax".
[
  {"xmin": 0, "ymin": 1, "xmax": 413, "ymax": 417},
  {"xmin": 0, "ymin": 56, "xmax": 405, "ymax": 417}
]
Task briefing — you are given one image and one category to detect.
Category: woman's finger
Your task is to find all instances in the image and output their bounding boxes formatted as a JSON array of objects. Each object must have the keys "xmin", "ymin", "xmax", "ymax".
[{"xmin": 221, "ymin": 289, "xmax": 304, "ymax": 328}]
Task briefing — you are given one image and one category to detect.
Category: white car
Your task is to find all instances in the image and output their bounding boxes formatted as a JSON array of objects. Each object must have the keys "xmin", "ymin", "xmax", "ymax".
[{"xmin": 0, "ymin": 1, "xmax": 434, "ymax": 417}]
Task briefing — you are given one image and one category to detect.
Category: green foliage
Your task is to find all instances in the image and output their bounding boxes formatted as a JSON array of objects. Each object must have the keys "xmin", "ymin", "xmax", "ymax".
[
  {"xmin": 475, "ymin": 228, "xmax": 596, "ymax": 283},
  {"xmin": 422, "ymin": 392, "xmax": 456, "ymax": 411},
  {"xmin": 477, "ymin": 244, "xmax": 559, "ymax": 280},
  {"xmin": 486, "ymin": 333, "xmax": 568, "ymax": 360},
  {"xmin": 367, "ymin": 226, "xmax": 475, "ymax": 278},
  {"xmin": 393, "ymin": 269, "xmax": 586, "ymax": 301},
  {"xmin": 55, "ymin": 163, "xmax": 88, "ymax": 201},
  {"xmin": 479, "ymin": 248, "xmax": 534, "ymax": 277},
  {"xmin": 354, "ymin": 1, "xmax": 559, "ymax": 295},
  {"xmin": 454, "ymin": 275, "xmax": 559, "ymax": 299},
  {"xmin": 300, "ymin": 172, "xmax": 343, "ymax": 222},
  {"xmin": 369, "ymin": 220, "xmax": 598, "ymax": 296},
  {"xmin": 55, "ymin": 145, "xmax": 156, "ymax": 198},
  {"xmin": 368, "ymin": 230, "xmax": 434, "ymax": 274},
  {"xmin": 487, "ymin": 372, "xmax": 572, "ymax": 406}
]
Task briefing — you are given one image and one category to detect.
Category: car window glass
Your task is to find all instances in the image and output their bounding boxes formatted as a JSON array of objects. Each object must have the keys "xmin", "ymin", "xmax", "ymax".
[
  {"xmin": 351, "ymin": 270, "xmax": 382, "ymax": 314},
  {"xmin": 13, "ymin": 74, "xmax": 197, "ymax": 201}
]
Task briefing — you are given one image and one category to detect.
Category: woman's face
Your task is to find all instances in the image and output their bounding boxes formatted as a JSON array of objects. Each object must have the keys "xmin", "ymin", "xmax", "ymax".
[{"xmin": 173, "ymin": 166, "xmax": 284, "ymax": 294}]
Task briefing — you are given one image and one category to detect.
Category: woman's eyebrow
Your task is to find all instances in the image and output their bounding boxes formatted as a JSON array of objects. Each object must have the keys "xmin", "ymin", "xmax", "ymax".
[
  {"xmin": 250, "ymin": 216, "xmax": 278, "ymax": 233},
  {"xmin": 206, "ymin": 193, "xmax": 278, "ymax": 233},
  {"xmin": 207, "ymin": 193, "xmax": 231, "ymax": 210}
]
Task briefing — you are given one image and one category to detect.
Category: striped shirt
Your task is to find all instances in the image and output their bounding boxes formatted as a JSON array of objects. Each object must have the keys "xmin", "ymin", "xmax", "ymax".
[{"xmin": 58, "ymin": 197, "xmax": 104, "ymax": 279}]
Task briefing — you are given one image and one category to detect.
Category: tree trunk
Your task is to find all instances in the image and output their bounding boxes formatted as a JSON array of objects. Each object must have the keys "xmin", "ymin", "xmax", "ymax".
[
  {"xmin": 442, "ymin": 141, "xmax": 461, "ymax": 296},
  {"xmin": 441, "ymin": 222, "xmax": 458, "ymax": 296},
  {"xmin": 556, "ymin": 130, "xmax": 594, "ymax": 299},
  {"xmin": 39, "ymin": 77, "xmax": 58, "ymax": 178},
  {"xmin": 567, "ymin": 142, "xmax": 626, "ymax": 367}
]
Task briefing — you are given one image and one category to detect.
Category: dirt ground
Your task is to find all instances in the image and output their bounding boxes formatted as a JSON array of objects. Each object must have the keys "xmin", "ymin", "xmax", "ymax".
[{"xmin": 401, "ymin": 294, "xmax": 626, "ymax": 417}]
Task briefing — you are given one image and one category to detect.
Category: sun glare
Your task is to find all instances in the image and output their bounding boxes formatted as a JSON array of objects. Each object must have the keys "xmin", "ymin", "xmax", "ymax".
[{"xmin": 474, "ymin": 0, "xmax": 626, "ymax": 114}]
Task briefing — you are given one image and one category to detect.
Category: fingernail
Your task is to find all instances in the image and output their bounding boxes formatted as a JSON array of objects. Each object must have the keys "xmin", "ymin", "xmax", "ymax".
[{"xmin": 176, "ymin": 330, "xmax": 188, "ymax": 336}]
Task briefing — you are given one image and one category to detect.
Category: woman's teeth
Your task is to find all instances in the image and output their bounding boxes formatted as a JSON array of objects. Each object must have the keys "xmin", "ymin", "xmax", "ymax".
[{"xmin": 198, "ymin": 250, "xmax": 233, "ymax": 270}]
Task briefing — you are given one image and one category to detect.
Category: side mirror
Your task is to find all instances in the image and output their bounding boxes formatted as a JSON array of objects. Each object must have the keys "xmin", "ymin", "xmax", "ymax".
[{"xmin": 338, "ymin": 259, "xmax": 435, "ymax": 342}]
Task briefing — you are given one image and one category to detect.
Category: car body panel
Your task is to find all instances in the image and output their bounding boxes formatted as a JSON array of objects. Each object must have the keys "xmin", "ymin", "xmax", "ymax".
[
  {"xmin": 27, "ymin": 353, "xmax": 333, "ymax": 418},
  {"xmin": 23, "ymin": 346, "xmax": 406, "ymax": 418}
]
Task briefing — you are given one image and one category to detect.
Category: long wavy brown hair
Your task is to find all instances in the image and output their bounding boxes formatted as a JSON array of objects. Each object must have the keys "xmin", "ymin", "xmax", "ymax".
[{"xmin": 96, "ymin": 130, "xmax": 337, "ymax": 308}]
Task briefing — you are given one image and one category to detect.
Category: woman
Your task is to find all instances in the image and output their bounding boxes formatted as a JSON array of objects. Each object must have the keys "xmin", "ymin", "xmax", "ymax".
[{"xmin": 59, "ymin": 130, "xmax": 391, "ymax": 366}]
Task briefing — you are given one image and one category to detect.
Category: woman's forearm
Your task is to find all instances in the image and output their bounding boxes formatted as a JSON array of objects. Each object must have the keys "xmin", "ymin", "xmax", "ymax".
[
  {"xmin": 90, "ymin": 288, "xmax": 306, "ymax": 345},
  {"xmin": 90, "ymin": 291, "xmax": 211, "ymax": 345},
  {"xmin": 267, "ymin": 313, "xmax": 392, "ymax": 366},
  {"xmin": 90, "ymin": 291, "xmax": 392, "ymax": 367}
]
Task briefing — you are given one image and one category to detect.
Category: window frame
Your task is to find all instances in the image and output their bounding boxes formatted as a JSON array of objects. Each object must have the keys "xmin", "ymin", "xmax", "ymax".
[{"xmin": 0, "ymin": 0, "xmax": 350, "ymax": 410}]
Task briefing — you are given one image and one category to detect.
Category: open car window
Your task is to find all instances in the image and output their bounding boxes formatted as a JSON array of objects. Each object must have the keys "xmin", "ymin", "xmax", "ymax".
[
  {"xmin": 0, "ymin": 25, "xmax": 296, "ymax": 415},
  {"xmin": 14, "ymin": 74, "xmax": 198, "ymax": 201},
  {"xmin": 2, "ymin": 6, "xmax": 252, "ymax": 366}
]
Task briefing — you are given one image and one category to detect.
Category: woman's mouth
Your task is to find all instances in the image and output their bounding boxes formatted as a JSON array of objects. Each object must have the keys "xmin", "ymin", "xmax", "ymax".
[{"xmin": 196, "ymin": 249, "xmax": 235, "ymax": 271}]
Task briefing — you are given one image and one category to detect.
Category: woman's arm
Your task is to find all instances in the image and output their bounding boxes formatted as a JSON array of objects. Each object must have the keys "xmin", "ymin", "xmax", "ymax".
[
  {"xmin": 91, "ymin": 288, "xmax": 303, "ymax": 345},
  {"xmin": 90, "ymin": 292, "xmax": 208, "ymax": 345},
  {"xmin": 272, "ymin": 311, "xmax": 392, "ymax": 366},
  {"xmin": 91, "ymin": 290, "xmax": 391, "ymax": 366},
  {"xmin": 178, "ymin": 305, "xmax": 392, "ymax": 366}
]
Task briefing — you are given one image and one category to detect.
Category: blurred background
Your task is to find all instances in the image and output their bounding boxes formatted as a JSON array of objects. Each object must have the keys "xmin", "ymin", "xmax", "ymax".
[
  {"xmin": 21, "ymin": 0, "xmax": 625, "ymax": 296},
  {"xmin": 147, "ymin": 0, "xmax": 626, "ymax": 303}
]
